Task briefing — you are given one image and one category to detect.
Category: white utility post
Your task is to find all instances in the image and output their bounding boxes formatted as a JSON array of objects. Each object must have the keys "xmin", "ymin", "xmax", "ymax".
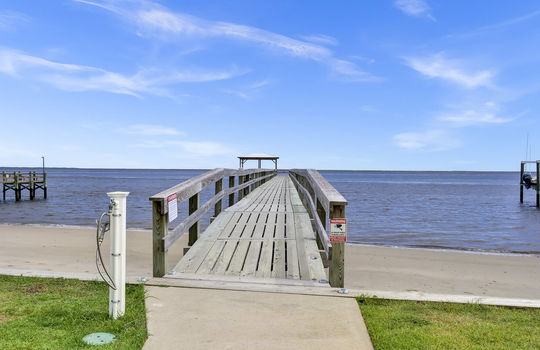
[{"xmin": 107, "ymin": 191, "xmax": 129, "ymax": 319}]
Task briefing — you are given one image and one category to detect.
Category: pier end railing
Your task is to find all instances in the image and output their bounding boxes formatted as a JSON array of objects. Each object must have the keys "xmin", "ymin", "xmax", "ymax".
[{"xmin": 289, "ymin": 169, "xmax": 348, "ymax": 288}]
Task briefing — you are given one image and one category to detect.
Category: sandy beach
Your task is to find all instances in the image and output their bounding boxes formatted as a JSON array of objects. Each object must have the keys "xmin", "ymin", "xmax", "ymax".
[{"xmin": 0, "ymin": 224, "xmax": 538, "ymax": 300}]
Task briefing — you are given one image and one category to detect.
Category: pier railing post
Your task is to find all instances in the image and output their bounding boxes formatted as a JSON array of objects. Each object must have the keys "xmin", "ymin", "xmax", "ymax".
[
  {"xmin": 238, "ymin": 176, "xmax": 245, "ymax": 201},
  {"xmin": 329, "ymin": 203, "xmax": 345, "ymax": 288},
  {"xmin": 152, "ymin": 200, "xmax": 168, "ymax": 277},
  {"xmin": 188, "ymin": 193, "xmax": 200, "ymax": 246},
  {"xmin": 536, "ymin": 160, "xmax": 540, "ymax": 208},
  {"xmin": 229, "ymin": 176, "xmax": 235, "ymax": 206},
  {"xmin": 520, "ymin": 162, "xmax": 525, "ymax": 203},
  {"xmin": 214, "ymin": 178, "xmax": 223, "ymax": 218},
  {"xmin": 14, "ymin": 173, "xmax": 20, "ymax": 201}
]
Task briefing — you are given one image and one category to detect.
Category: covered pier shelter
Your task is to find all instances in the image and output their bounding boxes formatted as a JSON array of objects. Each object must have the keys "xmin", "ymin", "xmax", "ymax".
[{"xmin": 238, "ymin": 153, "xmax": 279, "ymax": 169}]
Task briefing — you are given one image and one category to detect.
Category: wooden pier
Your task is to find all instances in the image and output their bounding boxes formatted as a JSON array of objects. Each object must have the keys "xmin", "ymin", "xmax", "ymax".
[
  {"xmin": 520, "ymin": 161, "xmax": 539, "ymax": 207},
  {"xmin": 2, "ymin": 171, "xmax": 47, "ymax": 201},
  {"xmin": 150, "ymin": 168, "xmax": 347, "ymax": 288}
]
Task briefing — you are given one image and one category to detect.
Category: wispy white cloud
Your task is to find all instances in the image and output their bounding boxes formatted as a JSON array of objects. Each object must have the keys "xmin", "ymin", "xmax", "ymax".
[
  {"xmin": 222, "ymin": 78, "xmax": 273, "ymax": 99},
  {"xmin": 135, "ymin": 139, "xmax": 234, "ymax": 157},
  {"xmin": 394, "ymin": 0, "xmax": 435, "ymax": 20},
  {"xmin": 448, "ymin": 10, "xmax": 540, "ymax": 39},
  {"xmin": 124, "ymin": 124, "xmax": 183, "ymax": 136},
  {"xmin": 0, "ymin": 10, "xmax": 29, "ymax": 31},
  {"xmin": 405, "ymin": 53, "xmax": 494, "ymax": 89},
  {"xmin": 437, "ymin": 101, "xmax": 514, "ymax": 126},
  {"xmin": 74, "ymin": 0, "xmax": 378, "ymax": 81},
  {"xmin": 300, "ymin": 34, "xmax": 338, "ymax": 46},
  {"xmin": 0, "ymin": 48, "xmax": 243, "ymax": 97},
  {"xmin": 394, "ymin": 129, "xmax": 460, "ymax": 150}
]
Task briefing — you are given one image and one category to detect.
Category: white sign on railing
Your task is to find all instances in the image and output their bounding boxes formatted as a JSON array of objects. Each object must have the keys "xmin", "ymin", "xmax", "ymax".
[
  {"xmin": 330, "ymin": 218, "xmax": 347, "ymax": 243},
  {"xmin": 168, "ymin": 193, "xmax": 178, "ymax": 223}
]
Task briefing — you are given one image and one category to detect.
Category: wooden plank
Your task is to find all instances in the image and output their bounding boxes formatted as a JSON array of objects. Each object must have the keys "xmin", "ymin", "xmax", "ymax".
[
  {"xmin": 225, "ymin": 240, "xmax": 251, "ymax": 276},
  {"xmin": 295, "ymin": 212, "xmax": 326, "ymax": 282},
  {"xmin": 228, "ymin": 212, "xmax": 251, "ymax": 239},
  {"xmin": 264, "ymin": 213, "xmax": 277, "ymax": 238},
  {"xmin": 196, "ymin": 240, "xmax": 227, "ymax": 275},
  {"xmin": 164, "ymin": 271, "xmax": 328, "ymax": 287},
  {"xmin": 252, "ymin": 216, "xmax": 266, "ymax": 239},
  {"xmin": 275, "ymin": 213, "xmax": 285, "ymax": 239},
  {"xmin": 255, "ymin": 240, "xmax": 274, "ymax": 278},
  {"xmin": 240, "ymin": 241, "xmax": 262, "ymax": 277},
  {"xmin": 272, "ymin": 239, "xmax": 286, "ymax": 279},
  {"xmin": 213, "ymin": 240, "xmax": 239, "ymax": 274},
  {"xmin": 285, "ymin": 213, "xmax": 295, "ymax": 239},
  {"xmin": 174, "ymin": 212, "xmax": 235, "ymax": 273},
  {"xmin": 286, "ymin": 240, "xmax": 300, "ymax": 280},
  {"xmin": 293, "ymin": 212, "xmax": 311, "ymax": 281}
]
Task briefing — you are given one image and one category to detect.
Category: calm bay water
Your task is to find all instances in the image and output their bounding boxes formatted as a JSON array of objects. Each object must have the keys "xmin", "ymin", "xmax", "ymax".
[{"xmin": 1, "ymin": 168, "xmax": 539, "ymax": 254}]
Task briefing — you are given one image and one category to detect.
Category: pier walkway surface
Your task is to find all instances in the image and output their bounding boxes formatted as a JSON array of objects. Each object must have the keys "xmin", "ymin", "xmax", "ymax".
[{"xmin": 171, "ymin": 175, "xmax": 326, "ymax": 283}]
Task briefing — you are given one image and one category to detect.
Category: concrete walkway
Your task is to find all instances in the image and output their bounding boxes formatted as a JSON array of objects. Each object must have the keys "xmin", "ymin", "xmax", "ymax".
[{"xmin": 143, "ymin": 286, "xmax": 373, "ymax": 350}]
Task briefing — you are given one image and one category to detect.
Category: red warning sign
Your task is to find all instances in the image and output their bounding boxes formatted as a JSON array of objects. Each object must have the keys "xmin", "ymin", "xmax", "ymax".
[{"xmin": 330, "ymin": 218, "xmax": 347, "ymax": 243}]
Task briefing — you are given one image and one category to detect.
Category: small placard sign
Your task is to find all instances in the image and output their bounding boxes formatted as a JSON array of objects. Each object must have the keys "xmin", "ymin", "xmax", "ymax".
[
  {"xmin": 330, "ymin": 218, "xmax": 347, "ymax": 243},
  {"xmin": 167, "ymin": 193, "xmax": 178, "ymax": 223}
]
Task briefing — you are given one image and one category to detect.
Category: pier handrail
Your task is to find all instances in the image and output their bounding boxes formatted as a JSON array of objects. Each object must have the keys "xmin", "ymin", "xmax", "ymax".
[
  {"xmin": 149, "ymin": 168, "xmax": 276, "ymax": 277},
  {"xmin": 289, "ymin": 169, "xmax": 348, "ymax": 288}
]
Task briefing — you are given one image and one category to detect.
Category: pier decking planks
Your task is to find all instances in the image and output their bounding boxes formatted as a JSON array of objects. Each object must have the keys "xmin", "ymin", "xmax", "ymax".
[{"xmin": 173, "ymin": 176, "xmax": 326, "ymax": 283}]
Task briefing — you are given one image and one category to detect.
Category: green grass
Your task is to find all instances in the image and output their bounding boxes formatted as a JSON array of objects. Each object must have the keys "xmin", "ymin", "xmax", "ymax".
[
  {"xmin": 358, "ymin": 297, "xmax": 540, "ymax": 350},
  {"xmin": 0, "ymin": 275, "xmax": 147, "ymax": 350}
]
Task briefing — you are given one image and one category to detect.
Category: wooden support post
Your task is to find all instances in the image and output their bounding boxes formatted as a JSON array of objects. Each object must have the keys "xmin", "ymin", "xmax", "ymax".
[
  {"xmin": 329, "ymin": 204, "xmax": 345, "ymax": 288},
  {"xmin": 536, "ymin": 160, "xmax": 540, "ymax": 208},
  {"xmin": 244, "ymin": 175, "xmax": 250, "ymax": 196},
  {"xmin": 228, "ymin": 176, "xmax": 235, "ymax": 206},
  {"xmin": 152, "ymin": 200, "xmax": 168, "ymax": 277},
  {"xmin": 238, "ymin": 175, "xmax": 244, "ymax": 201},
  {"xmin": 43, "ymin": 173, "xmax": 47, "ymax": 199},
  {"xmin": 520, "ymin": 162, "xmax": 524, "ymax": 203},
  {"xmin": 214, "ymin": 178, "xmax": 223, "ymax": 218},
  {"xmin": 14, "ymin": 173, "xmax": 20, "ymax": 201},
  {"xmin": 30, "ymin": 172, "xmax": 35, "ymax": 200},
  {"xmin": 188, "ymin": 193, "xmax": 200, "ymax": 246},
  {"xmin": 2, "ymin": 171, "xmax": 5, "ymax": 201}
]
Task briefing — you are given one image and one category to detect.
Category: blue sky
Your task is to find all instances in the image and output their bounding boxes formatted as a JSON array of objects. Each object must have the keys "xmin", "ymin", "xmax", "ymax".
[{"xmin": 0, "ymin": 0, "xmax": 539, "ymax": 170}]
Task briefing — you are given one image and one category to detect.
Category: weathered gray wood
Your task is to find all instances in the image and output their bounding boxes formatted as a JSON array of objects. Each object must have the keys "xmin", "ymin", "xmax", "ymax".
[
  {"xmin": 228, "ymin": 176, "xmax": 235, "ymax": 207},
  {"xmin": 272, "ymin": 239, "xmax": 286, "ymax": 279},
  {"xmin": 240, "ymin": 241, "xmax": 262, "ymax": 277},
  {"xmin": 329, "ymin": 204, "xmax": 346, "ymax": 288},
  {"xmin": 150, "ymin": 168, "xmax": 225, "ymax": 214},
  {"xmin": 164, "ymin": 173, "xmax": 275, "ymax": 249},
  {"xmin": 289, "ymin": 169, "xmax": 347, "ymax": 214},
  {"xmin": 289, "ymin": 173, "xmax": 331, "ymax": 258},
  {"xmin": 255, "ymin": 239, "xmax": 274, "ymax": 278},
  {"xmin": 188, "ymin": 193, "xmax": 199, "ymax": 246},
  {"xmin": 196, "ymin": 240, "xmax": 226, "ymax": 275},
  {"xmin": 226, "ymin": 240, "xmax": 251, "ymax": 275},
  {"xmin": 286, "ymin": 240, "xmax": 300, "ymax": 279},
  {"xmin": 213, "ymin": 240, "xmax": 238, "ymax": 274},
  {"xmin": 214, "ymin": 178, "xmax": 223, "ymax": 217},
  {"xmin": 152, "ymin": 200, "xmax": 168, "ymax": 277},
  {"xmin": 174, "ymin": 212, "xmax": 234, "ymax": 273}
]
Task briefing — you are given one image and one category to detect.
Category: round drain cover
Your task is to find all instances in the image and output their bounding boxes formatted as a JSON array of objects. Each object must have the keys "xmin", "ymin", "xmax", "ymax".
[{"xmin": 82, "ymin": 332, "xmax": 116, "ymax": 345}]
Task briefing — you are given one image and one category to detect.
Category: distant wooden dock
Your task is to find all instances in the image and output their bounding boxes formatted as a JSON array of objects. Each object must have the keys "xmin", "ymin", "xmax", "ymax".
[
  {"xmin": 520, "ymin": 161, "xmax": 539, "ymax": 207},
  {"xmin": 149, "ymin": 167, "xmax": 348, "ymax": 288},
  {"xmin": 1, "ymin": 171, "xmax": 47, "ymax": 201}
]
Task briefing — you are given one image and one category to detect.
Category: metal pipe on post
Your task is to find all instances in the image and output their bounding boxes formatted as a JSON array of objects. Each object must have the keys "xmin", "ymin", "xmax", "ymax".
[{"xmin": 107, "ymin": 191, "xmax": 129, "ymax": 319}]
